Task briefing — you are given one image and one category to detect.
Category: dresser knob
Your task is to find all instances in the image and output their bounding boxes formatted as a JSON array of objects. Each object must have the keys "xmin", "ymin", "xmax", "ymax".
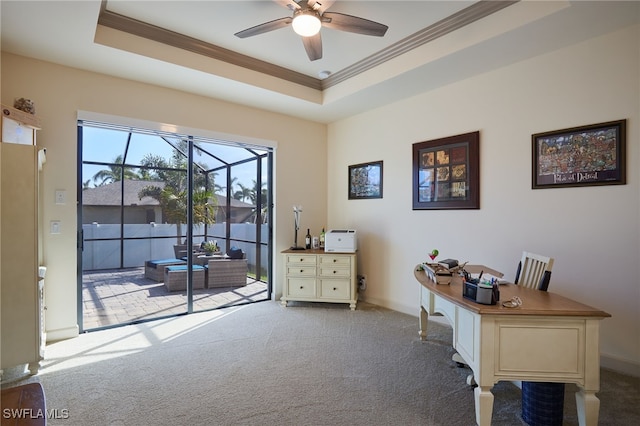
[
  {"xmin": 333, "ymin": 287, "xmax": 337, "ymax": 291},
  {"xmin": 300, "ymin": 286, "xmax": 304, "ymax": 289},
  {"xmin": 333, "ymin": 270, "xmax": 337, "ymax": 274},
  {"xmin": 300, "ymin": 269, "xmax": 304, "ymax": 273},
  {"xmin": 333, "ymin": 259, "xmax": 337, "ymax": 263}
]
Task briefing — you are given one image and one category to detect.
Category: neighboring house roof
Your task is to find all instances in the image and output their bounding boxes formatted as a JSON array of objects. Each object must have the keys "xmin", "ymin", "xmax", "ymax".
[
  {"xmin": 82, "ymin": 180, "xmax": 255, "ymax": 208},
  {"xmin": 82, "ymin": 180, "xmax": 164, "ymax": 206},
  {"xmin": 221, "ymin": 197, "xmax": 256, "ymax": 209}
]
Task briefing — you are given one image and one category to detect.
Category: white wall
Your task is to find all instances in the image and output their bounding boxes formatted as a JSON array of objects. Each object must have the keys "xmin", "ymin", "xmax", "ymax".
[
  {"xmin": 2, "ymin": 23, "xmax": 639, "ymax": 376},
  {"xmin": 327, "ymin": 25, "xmax": 640, "ymax": 375},
  {"xmin": 1, "ymin": 52, "xmax": 327, "ymax": 341}
]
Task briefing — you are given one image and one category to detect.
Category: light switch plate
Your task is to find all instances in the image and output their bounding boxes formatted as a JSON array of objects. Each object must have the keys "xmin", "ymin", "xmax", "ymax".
[
  {"xmin": 55, "ymin": 190, "xmax": 66, "ymax": 205},
  {"xmin": 56, "ymin": 189, "xmax": 67, "ymax": 204},
  {"xmin": 50, "ymin": 220, "xmax": 61, "ymax": 234}
]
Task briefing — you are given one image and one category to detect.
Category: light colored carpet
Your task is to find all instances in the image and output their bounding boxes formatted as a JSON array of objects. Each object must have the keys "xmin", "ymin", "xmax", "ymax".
[{"xmin": 3, "ymin": 301, "xmax": 639, "ymax": 425}]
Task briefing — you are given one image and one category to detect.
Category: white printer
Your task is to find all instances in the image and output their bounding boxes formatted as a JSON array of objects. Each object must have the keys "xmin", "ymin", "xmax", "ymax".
[{"xmin": 324, "ymin": 229, "xmax": 357, "ymax": 253}]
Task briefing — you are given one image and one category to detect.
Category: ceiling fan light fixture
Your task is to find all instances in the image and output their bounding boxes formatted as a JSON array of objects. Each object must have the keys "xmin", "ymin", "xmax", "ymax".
[{"xmin": 292, "ymin": 10, "xmax": 321, "ymax": 37}]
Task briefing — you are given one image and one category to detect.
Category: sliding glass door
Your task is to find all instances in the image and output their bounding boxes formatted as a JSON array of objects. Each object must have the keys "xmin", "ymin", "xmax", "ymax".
[{"xmin": 78, "ymin": 122, "xmax": 272, "ymax": 332}]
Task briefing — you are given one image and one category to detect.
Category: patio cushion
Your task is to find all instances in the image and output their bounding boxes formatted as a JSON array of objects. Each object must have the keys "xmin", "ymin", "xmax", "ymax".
[
  {"xmin": 166, "ymin": 265, "xmax": 205, "ymax": 272},
  {"xmin": 145, "ymin": 258, "xmax": 184, "ymax": 268}
]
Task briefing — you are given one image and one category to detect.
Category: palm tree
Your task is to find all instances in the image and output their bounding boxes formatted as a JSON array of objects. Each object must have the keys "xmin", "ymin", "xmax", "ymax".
[
  {"xmin": 233, "ymin": 182, "xmax": 252, "ymax": 202},
  {"xmin": 248, "ymin": 179, "xmax": 267, "ymax": 207},
  {"xmin": 92, "ymin": 155, "xmax": 139, "ymax": 186},
  {"xmin": 205, "ymin": 171, "xmax": 223, "ymax": 194},
  {"xmin": 248, "ymin": 179, "xmax": 268, "ymax": 224},
  {"xmin": 218, "ymin": 176, "xmax": 237, "ymax": 196},
  {"xmin": 138, "ymin": 143, "xmax": 217, "ymax": 243}
]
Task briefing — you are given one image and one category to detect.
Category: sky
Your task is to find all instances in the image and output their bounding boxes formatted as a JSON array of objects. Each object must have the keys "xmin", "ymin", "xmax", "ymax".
[{"xmin": 81, "ymin": 126, "xmax": 268, "ymax": 191}]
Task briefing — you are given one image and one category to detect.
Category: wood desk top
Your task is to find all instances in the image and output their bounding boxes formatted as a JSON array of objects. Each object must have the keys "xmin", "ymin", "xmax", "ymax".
[{"xmin": 415, "ymin": 265, "xmax": 610, "ymax": 318}]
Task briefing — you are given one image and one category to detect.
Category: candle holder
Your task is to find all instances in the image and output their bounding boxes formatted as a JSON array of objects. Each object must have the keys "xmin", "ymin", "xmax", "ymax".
[{"xmin": 290, "ymin": 205, "xmax": 305, "ymax": 250}]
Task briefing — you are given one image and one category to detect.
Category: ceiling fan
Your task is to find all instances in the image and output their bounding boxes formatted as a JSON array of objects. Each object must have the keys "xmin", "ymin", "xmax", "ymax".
[{"xmin": 234, "ymin": 0, "xmax": 388, "ymax": 61}]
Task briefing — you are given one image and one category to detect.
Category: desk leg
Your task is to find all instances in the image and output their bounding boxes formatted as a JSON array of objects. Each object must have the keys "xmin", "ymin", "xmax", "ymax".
[
  {"xmin": 575, "ymin": 388, "xmax": 600, "ymax": 426},
  {"xmin": 474, "ymin": 386, "xmax": 494, "ymax": 426},
  {"xmin": 419, "ymin": 305, "xmax": 428, "ymax": 341}
]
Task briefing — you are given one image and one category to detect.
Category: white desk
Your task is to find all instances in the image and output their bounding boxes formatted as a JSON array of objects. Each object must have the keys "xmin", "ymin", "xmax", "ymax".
[{"xmin": 414, "ymin": 265, "xmax": 610, "ymax": 426}]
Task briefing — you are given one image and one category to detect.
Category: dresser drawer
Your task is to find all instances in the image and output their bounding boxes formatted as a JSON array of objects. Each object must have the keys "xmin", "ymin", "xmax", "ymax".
[
  {"xmin": 287, "ymin": 278, "xmax": 316, "ymax": 297},
  {"xmin": 287, "ymin": 266, "xmax": 317, "ymax": 277},
  {"xmin": 319, "ymin": 255, "xmax": 351, "ymax": 267},
  {"xmin": 318, "ymin": 266, "xmax": 351, "ymax": 278},
  {"xmin": 286, "ymin": 254, "xmax": 317, "ymax": 266},
  {"xmin": 319, "ymin": 279, "xmax": 351, "ymax": 300}
]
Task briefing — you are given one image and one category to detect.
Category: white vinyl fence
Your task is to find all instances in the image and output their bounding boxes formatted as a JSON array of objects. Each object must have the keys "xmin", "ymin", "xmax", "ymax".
[{"xmin": 82, "ymin": 222, "xmax": 268, "ymax": 271}]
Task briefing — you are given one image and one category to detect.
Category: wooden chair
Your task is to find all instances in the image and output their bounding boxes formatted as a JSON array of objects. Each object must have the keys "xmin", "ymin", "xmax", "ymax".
[{"xmin": 514, "ymin": 251, "xmax": 554, "ymax": 291}]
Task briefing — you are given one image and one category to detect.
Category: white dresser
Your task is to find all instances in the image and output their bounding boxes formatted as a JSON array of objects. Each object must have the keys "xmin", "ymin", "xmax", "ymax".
[{"xmin": 281, "ymin": 249, "xmax": 357, "ymax": 310}]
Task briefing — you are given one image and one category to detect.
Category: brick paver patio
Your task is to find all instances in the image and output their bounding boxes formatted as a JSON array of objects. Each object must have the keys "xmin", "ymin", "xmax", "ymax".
[{"xmin": 82, "ymin": 267, "xmax": 269, "ymax": 330}]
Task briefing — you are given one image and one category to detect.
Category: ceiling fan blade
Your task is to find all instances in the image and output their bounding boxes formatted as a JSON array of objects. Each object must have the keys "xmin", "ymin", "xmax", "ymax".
[
  {"xmin": 321, "ymin": 12, "xmax": 388, "ymax": 37},
  {"xmin": 301, "ymin": 33, "xmax": 322, "ymax": 61},
  {"xmin": 234, "ymin": 17, "xmax": 292, "ymax": 38},
  {"xmin": 273, "ymin": 0, "xmax": 301, "ymax": 11}
]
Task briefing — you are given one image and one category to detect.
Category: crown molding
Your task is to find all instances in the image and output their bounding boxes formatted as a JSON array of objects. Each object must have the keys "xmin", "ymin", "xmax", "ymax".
[
  {"xmin": 97, "ymin": 6, "xmax": 322, "ymax": 90},
  {"xmin": 323, "ymin": 1, "xmax": 518, "ymax": 88},
  {"xmin": 97, "ymin": 1, "xmax": 518, "ymax": 92}
]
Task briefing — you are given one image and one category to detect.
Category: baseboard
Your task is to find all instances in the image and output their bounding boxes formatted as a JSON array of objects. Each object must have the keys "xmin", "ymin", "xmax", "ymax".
[
  {"xmin": 601, "ymin": 353, "xmax": 640, "ymax": 378},
  {"xmin": 359, "ymin": 295, "xmax": 416, "ymax": 318},
  {"xmin": 45, "ymin": 325, "xmax": 79, "ymax": 343}
]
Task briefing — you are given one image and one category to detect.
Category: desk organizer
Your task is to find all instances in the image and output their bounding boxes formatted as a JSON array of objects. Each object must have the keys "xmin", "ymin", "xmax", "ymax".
[{"xmin": 463, "ymin": 279, "xmax": 499, "ymax": 305}]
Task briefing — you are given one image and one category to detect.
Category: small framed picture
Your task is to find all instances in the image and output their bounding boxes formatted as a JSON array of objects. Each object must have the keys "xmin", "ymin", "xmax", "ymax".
[
  {"xmin": 412, "ymin": 131, "xmax": 479, "ymax": 210},
  {"xmin": 348, "ymin": 161, "xmax": 383, "ymax": 199},
  {"xmin": 532, "ymin": 120, "xmax": 626, "ymax": 189}
]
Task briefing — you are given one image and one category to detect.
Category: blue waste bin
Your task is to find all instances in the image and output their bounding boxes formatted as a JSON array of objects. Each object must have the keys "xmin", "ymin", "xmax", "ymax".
[{"xmin": 521, "ymin": 381, "xmax": 565, "ymax": 426}]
